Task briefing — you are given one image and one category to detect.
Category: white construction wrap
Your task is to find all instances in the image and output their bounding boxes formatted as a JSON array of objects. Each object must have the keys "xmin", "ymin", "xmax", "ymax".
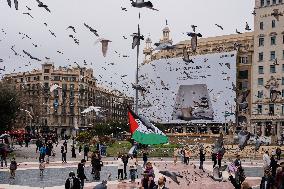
[{"xmin": 138, "ymin": 51, "xmax": 237, "ymax": 124}]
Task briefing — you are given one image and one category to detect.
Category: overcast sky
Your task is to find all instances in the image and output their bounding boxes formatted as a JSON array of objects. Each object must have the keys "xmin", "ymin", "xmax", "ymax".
[{"xmin": 0, "ymin": 0, "xmax": 254, "ymax": 96}]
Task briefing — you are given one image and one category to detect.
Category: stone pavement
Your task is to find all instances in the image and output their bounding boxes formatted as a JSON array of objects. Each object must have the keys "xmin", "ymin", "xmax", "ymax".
[{"xmin": 0, "ymin": 159, "xmax": 264, "ymax": 189}]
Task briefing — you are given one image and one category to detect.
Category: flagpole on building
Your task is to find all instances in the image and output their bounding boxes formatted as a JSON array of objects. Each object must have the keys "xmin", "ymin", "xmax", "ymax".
[{"xmin": 135, "ymin": 24, "xmax": 140, "ymax": 114}]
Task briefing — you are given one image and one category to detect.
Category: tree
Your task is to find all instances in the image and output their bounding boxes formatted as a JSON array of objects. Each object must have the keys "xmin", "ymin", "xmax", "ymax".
[{"xmin": 0, "ymin": 83, "xmax": 20, "ymax": 131}]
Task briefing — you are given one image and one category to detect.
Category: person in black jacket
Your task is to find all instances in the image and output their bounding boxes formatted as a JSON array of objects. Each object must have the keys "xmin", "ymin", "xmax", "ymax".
[
  {"xmin": 92, "ymin": 151, "xmax": 102, "ymax": 180},
  {"xmin": 270, "ymin": 155, "xmax": 278, "ymax": 177},
  {"xmin": 141, "ymin": 171, "xmax": 156, "ymax": 189},
  {"xmin": 65, "ymin": 171, "xmax": 81, "ymax": 189},
  {"xmin": 260, "ymin": 169, "xmax": 275, "ymax": 189},
  {"xmin": 228, "ymin": 171, "xmax": 251, "ymax": 189},
  {"xmin": 77, "ymin": 159, "xmax": 87, "ymax": 188},
  {"xmin": 121, "ymin": 153, "xmax": 129, "ymax": 179},
  {"xmin": 199, "ymin": 149, "xmax": 206, "ymax": 171}
]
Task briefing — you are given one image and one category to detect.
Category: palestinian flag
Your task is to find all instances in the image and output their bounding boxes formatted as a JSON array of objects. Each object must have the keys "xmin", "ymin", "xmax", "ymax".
[{"xmin": 128, "ymin": 108, "xmax": 168, "ymax": 145}]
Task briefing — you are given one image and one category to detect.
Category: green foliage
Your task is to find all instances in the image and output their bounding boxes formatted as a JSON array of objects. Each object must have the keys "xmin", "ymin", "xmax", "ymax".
[
  {"xmin": 0, "ymin": 83, "xmax": 20, "ymax": 131},
  {"xmin": 76, "ymin": 131, "xmax": 92, "ymax": 143}
]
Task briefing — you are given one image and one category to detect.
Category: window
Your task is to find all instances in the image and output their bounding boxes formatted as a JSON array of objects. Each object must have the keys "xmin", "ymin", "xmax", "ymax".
[
  {"xmin": 261, "ymin": 0, "xmax": 265, "ymax": 6},
  {"xmin": 62, "ymin": 77, "xmax": 68, "ymax": 81},
  {"xmin": 44, "ymin": 82, "xmax": 49, "ymax": 89},
  {"xmin": 70, "ymin": 84, "xmax": 74, "ymax": 90},
  {"xmin": 270, "ymin": 65, "xmax": 276, "ymax": 73},
  {"xmin": 44, "ymin": 76, "xmax": 49, "ymax": 80},
  {"xmin": 270, "ymin": 51, "xmax": 276, "ymax": 60},
  {"xmin": 269, "ymin": 104, "xmax": 275, "ymax": 115},
  {"xmin": 257, "ymin": 104, "xmax": 263, "ymax": 114},
  {"xmin": 282, "ymin": 105, "xmax": 284, "ymax": 115},
  {"xmin": 44, "ymin": 69, "xmax": 50, "ymax": 73},
  {"xmin": 259, "ymin": 52, "xmax": 264, "ymax": 61},
  {"xmin": 267, "ymin": 0, "xmax": 271, "ymax": 5},
  {"xmin": 69, "ymin": 117, "xmax": 74, "ymax": 124},
  {"xmin": 241, "ymin": 81, "xmax": 248, "ymax": 90},
  {"xmin": 239, "ymin": 70, "xmax": 248, "ymax": 79},
  {"xmin": 259, "ymin": 37, "xmax": 264, "ymax": 46},
  {"xmin": 283, "ymin": 35, "xmax": 284, "ymax": 44},
  {"xmin": 271, "ymin": 36, "xmax": 276, "ymax": 45},
  {"xmin": 282, "ymin": 89, "xmax": 284, "ymax": 97},
  {"xmin": 282, "ymin": 77, "xmax": 284, "ymax": 85},
  {"xmin": 260, "ymin": 22, "xmax": 264, "ymax": 30},
  {"xmin": 62, "ymin": 84, "xmax": 67, "ymax": 90},
  {"xmin": 71, "ymin": 77, "xmax": 76, "ymax": 82},
  {"xmin": 258, "ymin": 78, "xmax": 264, "ymax": 85},
  {"xmin": 258, "ymin": 91, "xmax": 263, "ymax": 98},
  {"xmin": 54, "ymin": 76, "xmax": 60, "ymax": 81},
  {"xmin": 239, "ymin": 56, "xmax": 248, "ymax": 64},
  {"xmin": 259, "ymin": 66, "xmax": 264, "ymax": 74},
  {"xmin": 272, "ymin": 20, "xmax": 276, "ymax": 28},
  {"xmin": 70, "ymin": 107, "xmax": 74, "ymax": 115},
  {"xmin": 273, "ymin": 0, "xmax": 276, "ymax": 4}
]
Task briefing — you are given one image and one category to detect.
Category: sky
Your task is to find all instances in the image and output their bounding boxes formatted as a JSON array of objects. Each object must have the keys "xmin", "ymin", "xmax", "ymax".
[{"xmin": 0, "ymin": 0, "xmax": 255, "ymax": 97}]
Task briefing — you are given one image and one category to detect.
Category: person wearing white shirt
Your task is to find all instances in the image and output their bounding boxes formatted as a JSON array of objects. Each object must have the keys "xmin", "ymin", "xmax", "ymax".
[
  {"xmin": 128, "ymin": 156, "xmax": 137, "ymax": 182},
  {"xmin": 263, "ymin": 151, "xmax": 271, "ymax": 173},
  {"xmin": 117, "ymin": 156, "xmax": 124, "ymax": 180}
]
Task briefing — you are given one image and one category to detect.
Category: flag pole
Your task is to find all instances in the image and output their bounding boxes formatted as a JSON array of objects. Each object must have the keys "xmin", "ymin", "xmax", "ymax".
[{"xmin": 135, "ymin": 24, "xmax": 140, "ymax": 114}]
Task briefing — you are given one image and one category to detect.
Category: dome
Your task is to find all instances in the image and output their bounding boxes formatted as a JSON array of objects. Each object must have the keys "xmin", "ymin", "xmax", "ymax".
[{"xmin": 162, "ymin": 26, "xmax": 170, "ymax": 32}]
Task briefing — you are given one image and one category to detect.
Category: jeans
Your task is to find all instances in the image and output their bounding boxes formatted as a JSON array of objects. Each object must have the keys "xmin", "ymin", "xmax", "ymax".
[
  {"xmin": 80, "ymin": 178, "xmax": 84, "ymax": 188},
  {"xmin": 118, "ymin": 169, "xmax": 123, "ymax": 180},
  {"xmin": 130, "ymin": 169, "xmax": 136, "ymax": 181},
  {"xmin": 199, "ymin": 161, "xmax": 204, "ymax": 170},
  {"xmin": 1, "ymin": 156, "xmax": 7, "ymax": 167}
]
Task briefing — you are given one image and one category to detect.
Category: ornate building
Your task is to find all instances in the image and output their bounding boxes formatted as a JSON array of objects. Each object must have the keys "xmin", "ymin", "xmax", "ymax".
[
  {"xmin": 143, "ymin": 26, "xmax": 254, "ymax": 134},
  {"xmin": 4, "ymin": 63, "xmax": 133, "ymax": 137},
  {"xmin": 251, "ymin": 0, "xmax": 284, "ymax": 142}
]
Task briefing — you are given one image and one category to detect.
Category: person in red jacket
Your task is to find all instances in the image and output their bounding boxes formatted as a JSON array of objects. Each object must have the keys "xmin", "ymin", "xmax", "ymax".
[{"xmin": 216, "ymin": 151, "xmax": 223, "ymax": 168}]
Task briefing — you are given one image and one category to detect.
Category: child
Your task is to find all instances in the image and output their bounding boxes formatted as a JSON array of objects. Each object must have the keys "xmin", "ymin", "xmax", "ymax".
[
  {"xmin": 39, "ymin": 160, "xmax": 45, "ymax": 177},
  {"xmin": 117, "ymin": 155, "xmax": 124, "ymax": 181},
  {"xmin": 9, "ymin": 158, "xmax": 17, "ymax": 179}
]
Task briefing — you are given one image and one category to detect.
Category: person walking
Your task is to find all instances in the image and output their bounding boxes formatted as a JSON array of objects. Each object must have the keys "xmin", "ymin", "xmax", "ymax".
[
  {"xmin": 128, "ymin": 156, "xmax": 137, "ymax": 183},
  {"xmin": 93, "ymin": 151, "xmax": 102, "ymax": 181},
  {"xmin": 45, "ymin": 144, "xmax": 51, "ymax": 164},
  {"xmin": 142, "ymin": 150, "xmax": 148, "ymax": 168},
  {"xmin": 276, "ymin": 147, "xmax": 281, "ymax": 160},
  {"xmin": 263, "ymin": 151, "xmax": 271, "ymax": 173},
  {"xmin": 184, "ymin": 148, "xmax": 190, "ymax": 165},
  {"xmin": 39, "ymin": 160, "xmax": 45, "ymax": 177},
  {"xmin": 39, "ymin": 144, "xmax": 46, "ymax": 162},
  {"xmin": 117, "ymin": 155, "xmax": 124, "ymax": 181},
  {"xmin": 173, "ymin": 148, "xmax": 179, "ymax": 165},
  {"xmin": 36, "ymin": 138, "xmax": 41, "ymax": 153},
  {"xmin": 77, "ymin": 159, "xmax": 87, "ymax": 188},
  {"xmin": 153, "ymin": 176, "xmax": 169, "ymax": 189},
  {"xmin": 234, "ymin": 155, "xmax": 242, "ymax": 184},
  {"xmin": 217, "ymin": 151, "xmax": 223, "ymax": 168},
  {"xmin": 260, "ymin": 169, "xmax": 274, "ymax": 189},
  {"xmin": 122, "ymin": 153, "xmax": 129, "ymax": 179},
  {"xmin": 212, "ymin": 152, "xmax": 217, "ymax": 168},
  {"xmin": 199, "ymin": 149, "xmax": 206, "ymax": 171},
  {"xmin": 72, "ymin": 145, "xmax": 76, "ymax": 158},
  {"xmin": 83, "ymin": 145, "xmax": 90, "ymax": 161},
  {"xmin": 228, "ymin": 171, "xmax": 251, "ymax": 189},
  {"xmin": 270, "ymin": 154, "xmax": 278, "ymax": 177},
  {"xmin": 9, "ymin": 158, "xmax": 17, "ymax": 179},
  {"xmin": 65, "ymin": 171, "xmax": 81, "ymax": 189},
  {"xmin": 0, "ymin": 147, "xmax": 8, "ymax": 168},
  {"xmin": 61, "ymin": 145, "xmax": 67, "ymax": 163}
]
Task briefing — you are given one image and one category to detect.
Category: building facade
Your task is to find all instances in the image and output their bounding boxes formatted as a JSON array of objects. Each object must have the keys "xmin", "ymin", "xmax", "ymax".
[
  {"xmin": 251, "ymin": 0, "xmax": 284, "ymax": 142},
  {"xmin": 4, "ymin": 63, "xmax": 133, "ymax": 137},
  {"xmin": 143, "ymin": 26, "xmax": 254, "ymax": 134}
]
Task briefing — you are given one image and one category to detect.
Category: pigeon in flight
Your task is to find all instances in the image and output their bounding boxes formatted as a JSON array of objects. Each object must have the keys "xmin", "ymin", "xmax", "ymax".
[
  {"xmin": 26, "ymin": 6, "xmax": 31, "ymax": 10},
  {"xmin": 6, "ymin": 0, "xmax": 18, "ymax": 10},
  {"xmin": 186, "ymin": 32, "xmax": 202, "ymax": 52},
  {"xmin": 191, "ymin": 25, "xmax": 198, "ymax": 32},
  {"xmin": 123, "ymin": 36, "xmax": 127, "ymax": 39},
  {"xmin": 121, "ymin": 7, "xmax": 127, "ymax": 11},
  {"xmin": 271, "ymin": 9, "xmax": 283, "ymax": 21},
  {"xmin": 236, "ymin": 29, "xmax": 242, "ymax": 34},
  {"xmin": 131, "ymin": 28, "xmax": 144, "ymax": 49},
  {"xmin": 245, "ymin": 22, "xmax": 251, "ymax": 31},
  {"xmin": 95, "ymin": 38, "xmax": 112, "ymax": 57},
  {"xmin": 252, "ymin": 9, "xmax": 256, "ymax": 16},
  {"xmin": 0, "ymin": 66, "xmax": 5, "ymax": 71},
  {"xmin": 130, "ymin": 0, "xmax": 159, "ymax": 11},
  {"xmin": 49, "ymin": 30, "xmax": 56, "ymax": 37},
  {"xmin": 36, "ymin": 0, "xmax": 51, "ymax": 12},
  {"xmin": 159, "ymin": 171, "xmax": 183, "ymax": 185},
  {"xmin": 215, "ymin": 24, "xmax": 223, "ymax": 30},
  {"xmin": 154, "ymin": 42, "xmax": 175, "ymax": 50},
  {"xmin": 22, "ymin": 50, "xmax": 41, "ymax": 61},
  {"xmin": 84, "ymin": 23, "xmax": 99, "ymax": 37},
  {"xmin": 238, "ymin": 130, "xmax": 251, "ymax": 150},
  {"xmin": 66, "ymin": 26, "xmax": 76, "ymax": 33},
  {"xmin": 23, "ymin": 12, "xmax": 34, "ymax": 18}
]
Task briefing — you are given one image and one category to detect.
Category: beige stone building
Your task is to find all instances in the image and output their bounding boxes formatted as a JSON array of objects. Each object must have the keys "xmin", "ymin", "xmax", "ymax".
[
  {"xmin": 4, "ymin": 63, "xmax": 133, "ymax": 137},
  {"xmin": 251, "ymin": 0, "xmax": 284, "ymax": 141},
  {"xmin": 143, "ymin": 26, "xmax": 254, "ymax": 133}
]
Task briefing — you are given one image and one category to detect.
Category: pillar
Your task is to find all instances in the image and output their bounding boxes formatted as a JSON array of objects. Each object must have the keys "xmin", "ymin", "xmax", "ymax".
[{"xmin": 277, "ymin": 122, "xmax": 281, "ymax": 139}]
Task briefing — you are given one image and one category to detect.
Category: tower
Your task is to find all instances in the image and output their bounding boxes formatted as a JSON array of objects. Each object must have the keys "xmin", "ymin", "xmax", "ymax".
[
  {"xmin": 143, "ymin": 37, "xmax": 153, "ymax": 64},
  {"xmin": 160, "ymin": 26, "xmax": 173, "ymax": 45}
]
